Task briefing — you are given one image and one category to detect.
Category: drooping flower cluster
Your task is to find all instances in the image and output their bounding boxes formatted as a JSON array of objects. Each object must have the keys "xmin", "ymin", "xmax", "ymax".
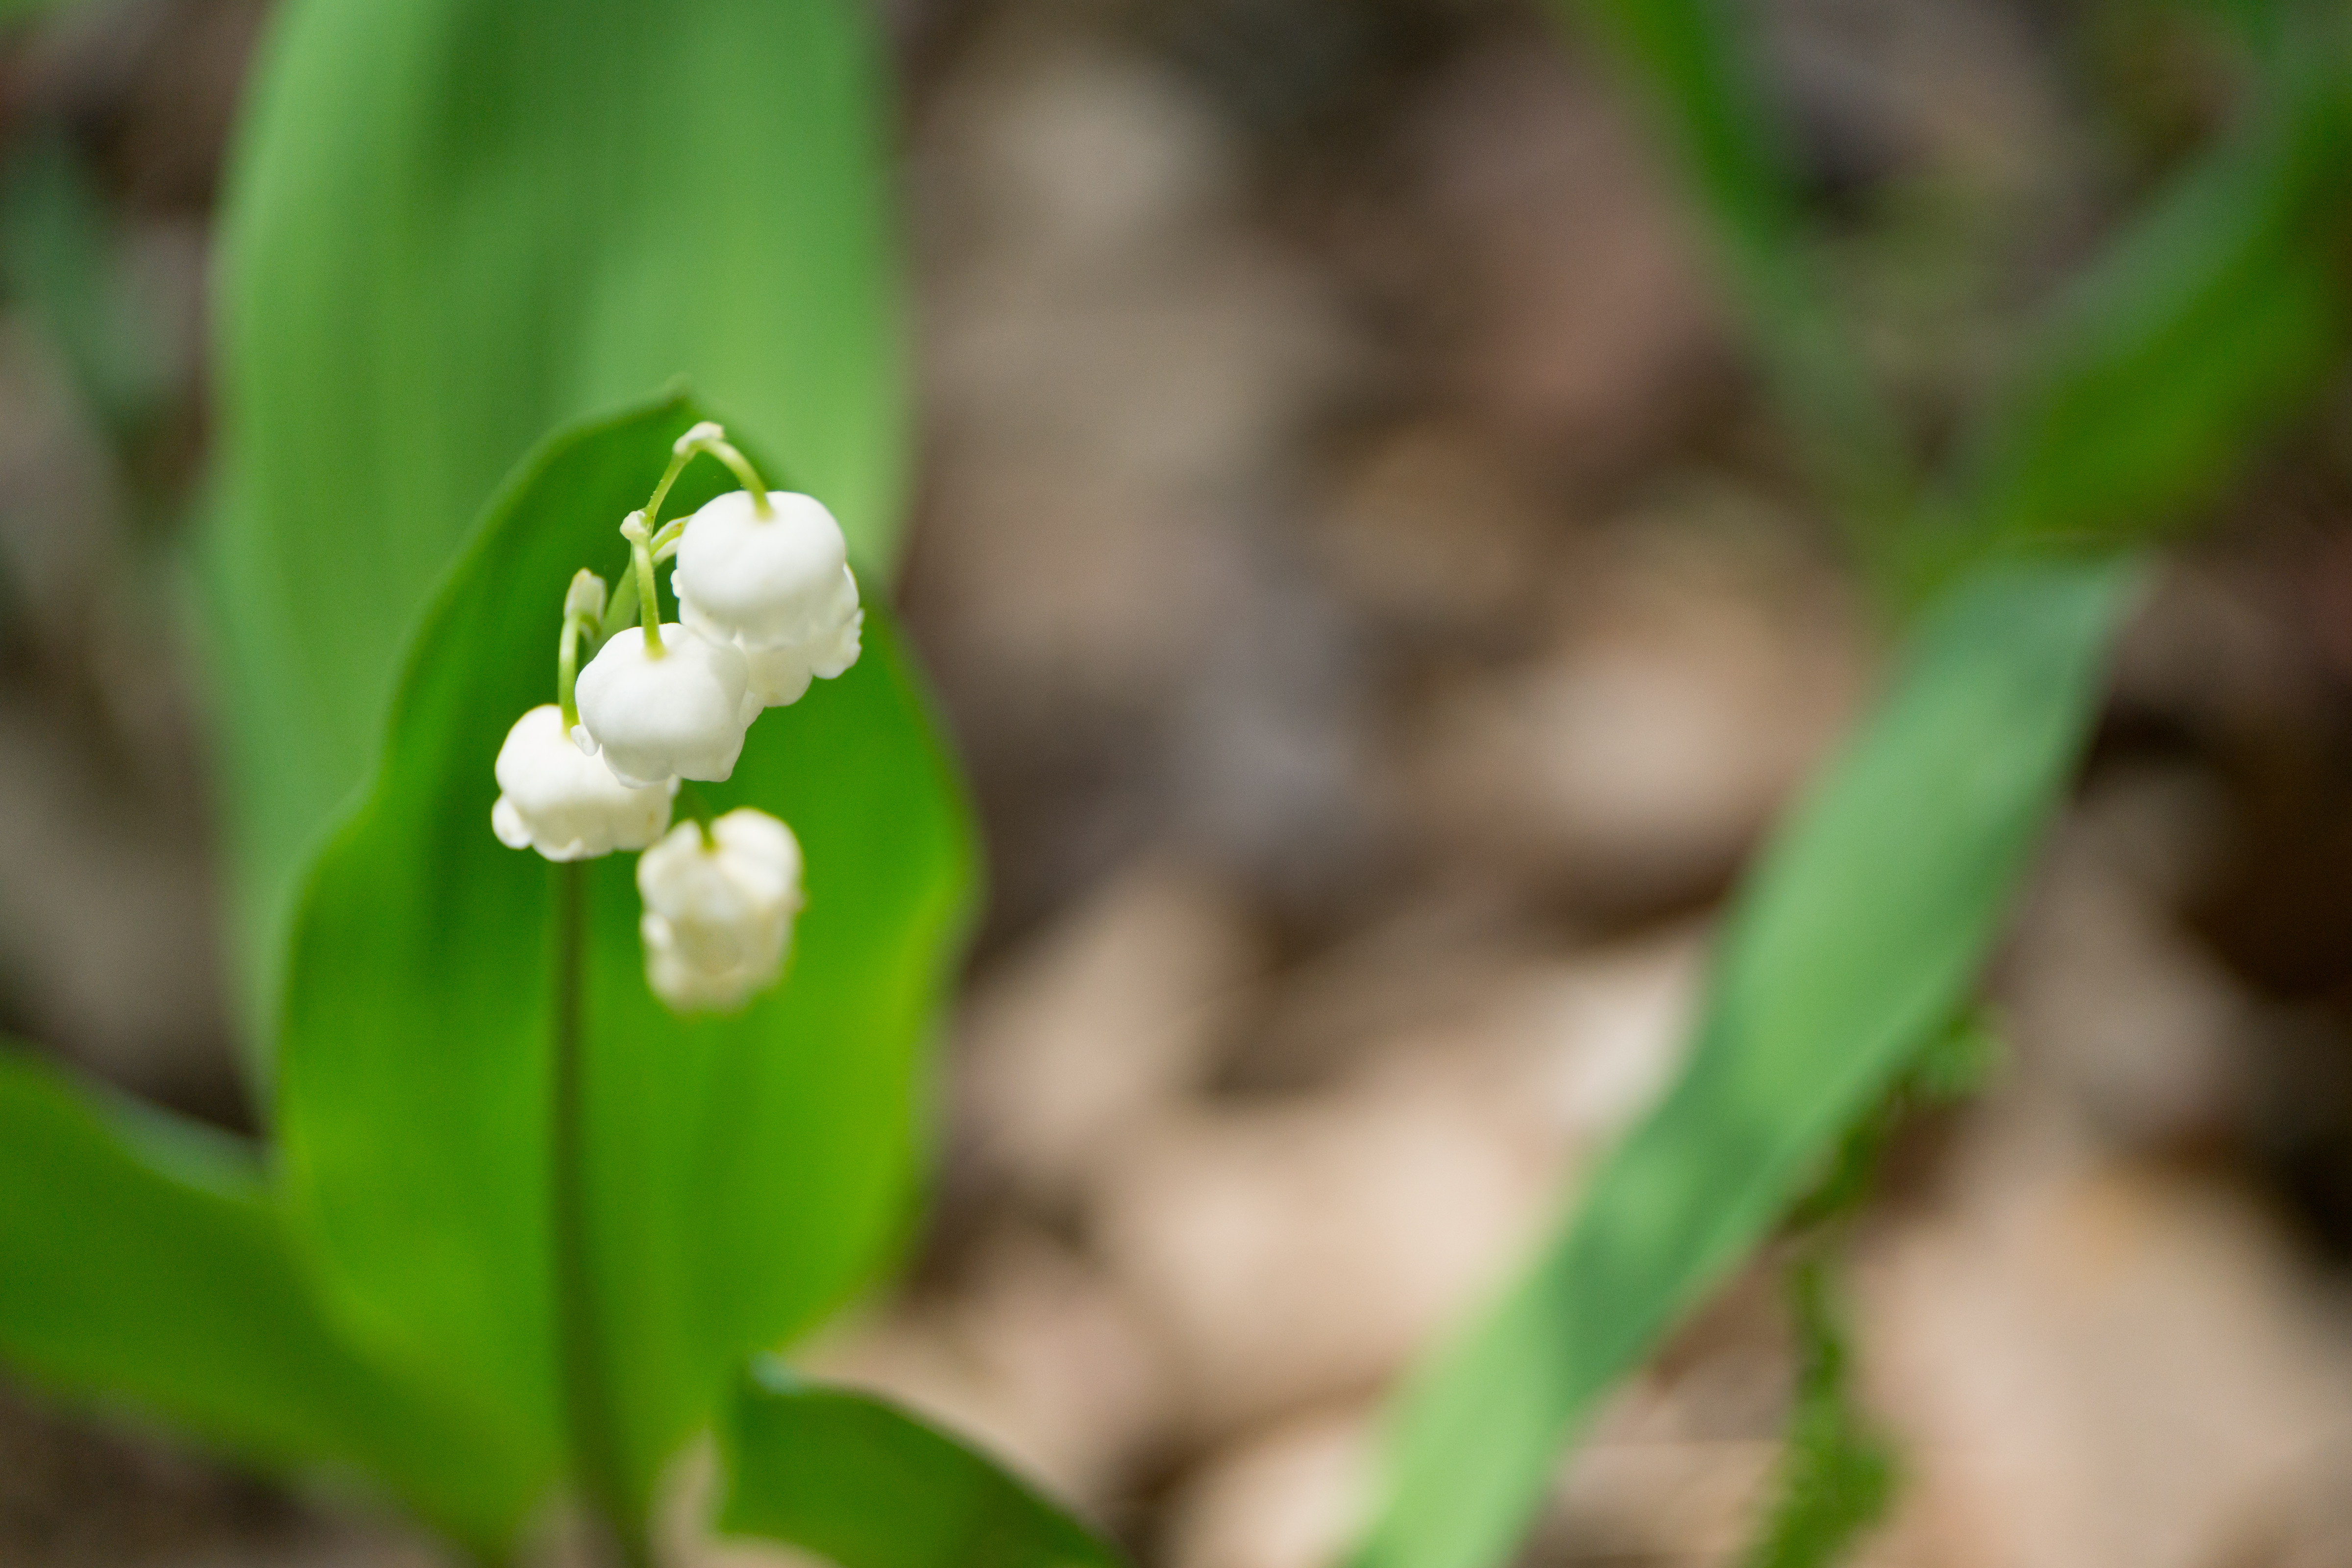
[{"xmin": 489, "ymin": 421, "xmax": 859, "ymax": 1013}]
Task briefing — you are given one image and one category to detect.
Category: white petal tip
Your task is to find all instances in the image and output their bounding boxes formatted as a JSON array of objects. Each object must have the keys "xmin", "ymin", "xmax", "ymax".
[{"xmin": 491, "ymin": 797, "xmax": 531, "ymax": 849}]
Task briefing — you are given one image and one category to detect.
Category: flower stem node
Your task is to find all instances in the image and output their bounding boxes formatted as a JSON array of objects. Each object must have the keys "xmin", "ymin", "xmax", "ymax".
[
  {"xmin": 571, "ymin": 622, "xmax": 751, "ymax": 787},
  {"xmin": 491, "ymin": 705, "xmax": 676, "ymax": 860},
  {"xmin": 637, "ymin": 808, "xmax": 804, "ymax": 1014},
  {"xmin": 671, "ymin": 489, "xmax": 863, "ymax": 708}
]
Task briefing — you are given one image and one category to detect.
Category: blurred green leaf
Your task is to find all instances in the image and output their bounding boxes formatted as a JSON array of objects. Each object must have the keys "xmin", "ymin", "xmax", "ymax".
[
  {"xmin": 1784, "ymin": 1007, "xmax": 2002, "ymax": 1231},
  {"xmin": 0, "ymin": 1046, "xmax": 537, "ymax": 1551},
  {"xmin": 1902, "ymin": 1008, "xmax": 2004, "ymax": 1104},
  {"xmin": 0, "ymin": 1, "xmax": 82, "ymax": 27},
  {"xmin": 720, "ymin": 1366, "xmax": 1124, "ymax": 1568},
  {"xmin": 1739, "ymin": 1260, "xmax": 1896, "ymax": 1568},
  {"xmin": 1912, "ymin": 34, "xmax": 2352, "ymax": 591},
  {"xmin": 205, "ymin": 0, "xmax": 908, "ymax": 1043},
  {"xmin": 1350, "ymin": 554, "xmax": 2140, "ymax": 1568},
  {"xmin": 1558, "ymin": 0, "xmax": 1912, "ymax": 535},
  {"xmin": 1363, "ymin": 20, "xmax": 2352, "ymax": 1568},
  {"xmin": 0, "ymin": 135, "xmax": 167, "ymax": 449},
  {"xmin": 278, "ymin": 395, "xmax": 973, "ymax": 1526}
]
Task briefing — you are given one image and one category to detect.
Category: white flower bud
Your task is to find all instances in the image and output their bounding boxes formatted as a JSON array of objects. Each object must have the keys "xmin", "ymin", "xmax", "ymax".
[
  {"xmin": 490, "ymin": 705, "xmax": 675, "ymax": 860},
  {"xmin": 671, "ymin": 490, "xmax": 863, "ymax": 703},
  {"xmin": 636, "ymin": 808, "xmax": 804, "ymax": 1013},
  {"xmin": 572, "ymin": 623, "xmax": 751, "ymax": 787},
  {"xmin": 563, "ymin": 568, "xmax": 608, "ymax": 623}
]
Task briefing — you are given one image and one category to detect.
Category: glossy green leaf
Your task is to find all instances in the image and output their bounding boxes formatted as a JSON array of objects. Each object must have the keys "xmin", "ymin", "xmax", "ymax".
[
  {"xmin": 205, "ymin": 0, "xmax": 907, "ymax": 1040},
  {"xmin": 278, "ymin": 395, "xmax": 973, "ymax": 1524},
  {"xmin": 719, "ymin": 1366, "xmax": 1124, "ymax": 1568},
  {"xmin": 0, "ymin": 1046, "xmax": 536, "ymax": 1551},
  {"xmin": 1351, "ymin": 555, "xmax": 2141, "ymax": 1568}
]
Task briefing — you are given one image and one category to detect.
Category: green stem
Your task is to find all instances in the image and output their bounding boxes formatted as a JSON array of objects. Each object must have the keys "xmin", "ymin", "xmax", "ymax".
[
  {"xmin": 674, "ymin": 780, "xmax": 717, "ymax": 842},
  {"xmin": 659, "ymin": 421, "xmax": 776, "ymax": 519},
  {"xmin": 702, "ymin": 438, "xmax": 773, "ymax": 516},
  {"xmin": 599, "ymin": 570, "xmax": 640, "ymax": 646},
  {"xmin": 640, "ymin": 443, "xmax": 697, "ymax": 538},
  {"xmin": 551, "ymin": 864, "xmax": 650, "ymax": 1568},
  {"xmin": 620, "ymin": 514, "xmax": 663, "ymax": 656}
]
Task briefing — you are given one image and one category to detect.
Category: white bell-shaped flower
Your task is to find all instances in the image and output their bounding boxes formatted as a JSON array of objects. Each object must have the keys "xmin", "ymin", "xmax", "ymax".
[
  {"xmin": 572, "ymin": 623, "xmax": 751, "ymax": 787},
  {"xmin": 671, "ymin": 490, "xmax": 863, "ymax": 706},
  {"xmin": 490, "ymin": 705, "xmax": 676, "ymax": 860},
  {"xmin": 636, "ymin": 808, "xmax": 804, "ymax": 1013},
  {"xmin": 741, "ymin": 608, "xmax": 864, "ymax": 709}
]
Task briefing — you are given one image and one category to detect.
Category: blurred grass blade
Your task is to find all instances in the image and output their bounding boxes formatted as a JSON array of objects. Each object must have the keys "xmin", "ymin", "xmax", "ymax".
[
  {"xmin": 720, "ymin": 1366, "xmax": 1124, "ymax": 1568},
  {"xmin": 206, "ymin": 0, "xmax": 908, "ymax": 1044},
  {"xmin": 278, "ymin": 395, "xmax": 973, "ymax": 1527},
  {"xmin": 2180, "ymin": 0, "xmax": 2310, "ymax": 58},
  {"xmin": 1740, "ymin": 1260, "xmax": 1897, "ymax": 1568},
  {"xmin": 0, "ymin": 1047, "xmax": 539, "ymax": 1551},
  {"xmin": 0, "ymin": 1, "xmax": 85, "ymax": 27},
  {"xmin": 1923, "ymin": 34, "xmax": 2352, "ymax": 585},
  {"xmin": 1350, "ymin": 554, "xmax": 2141, "ymax": 1568},
  {"xmin": 1558, "ymin": 0, "xmax": 1911, "ymax": 531},
  {"xmin": 0, "ymin": 135, "xmax": 166, "ymax": 449}
]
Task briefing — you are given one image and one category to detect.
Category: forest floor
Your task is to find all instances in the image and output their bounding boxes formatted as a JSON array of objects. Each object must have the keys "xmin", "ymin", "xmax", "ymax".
[{"xmin": 3, "ymin": 2, "xmax": 2351, "ymax": 1566}]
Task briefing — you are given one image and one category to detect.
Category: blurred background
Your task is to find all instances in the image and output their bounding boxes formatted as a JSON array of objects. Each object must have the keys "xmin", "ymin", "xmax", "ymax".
[{"xmin": 5, "ymin": 0, "xmax": 2352, "ymax": 1565}]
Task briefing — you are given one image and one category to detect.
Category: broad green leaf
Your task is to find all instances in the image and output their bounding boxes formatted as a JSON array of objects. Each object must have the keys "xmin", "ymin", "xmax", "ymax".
[
  {"xmin": 0, "ymin": 1046, "xmax": 537, "ymax": 1551},
  {"xmin": 1350, "ymin": 555, "xmax": 2141, "ymax": 1568},
  {"xmin": 205, "ymin": 0, "xmax": 907, "ymax": 1042},
  {"xmin": 719, "ymin": 1366, "xmax": 1124, "ymax": 1568},
  {"xmin": 278, "ymin": 395, "xmax": 973, "ymax": 1527}
]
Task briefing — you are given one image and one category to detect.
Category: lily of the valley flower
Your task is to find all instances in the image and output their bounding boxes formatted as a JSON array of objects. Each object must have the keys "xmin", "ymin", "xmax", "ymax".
[
  {"xmin": 672, "ymin": 488, "xmax": 863, "ymax": 709},
  {"xmin": 637, "ymin": 808, "xmax": 804, "ymax": 1013},
  {"xmin": 742, "ymin": 614, "xmax": 863, "ymax": 709},
  {"xmin": 491, "ymin": 704, "xmax": 676, "ymax": 860},
  {"xmin": 571, "ymin": 622, "xmax": 752, "ymax": 788}
]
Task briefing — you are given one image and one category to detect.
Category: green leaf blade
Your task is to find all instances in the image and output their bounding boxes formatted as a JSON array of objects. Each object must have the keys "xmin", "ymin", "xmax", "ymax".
[
  {"xmin": 720, "ymin": 1369, "xmax": 1124, "ymax": 1568},
  {"xmin": 1351, "ymin": 555, "xmax": 2142, "ymax": 1568},
  {"xmin": 1914, "ymin": 36, "xmax": 2352, "ymax": 593},
  {"xmin": 207, "ymin": 0, "xmax": 907, "ymax": 1039},
  {"xmin": 0, "ymin": 1047, "xmax": 539, "ymax": 1551}
]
